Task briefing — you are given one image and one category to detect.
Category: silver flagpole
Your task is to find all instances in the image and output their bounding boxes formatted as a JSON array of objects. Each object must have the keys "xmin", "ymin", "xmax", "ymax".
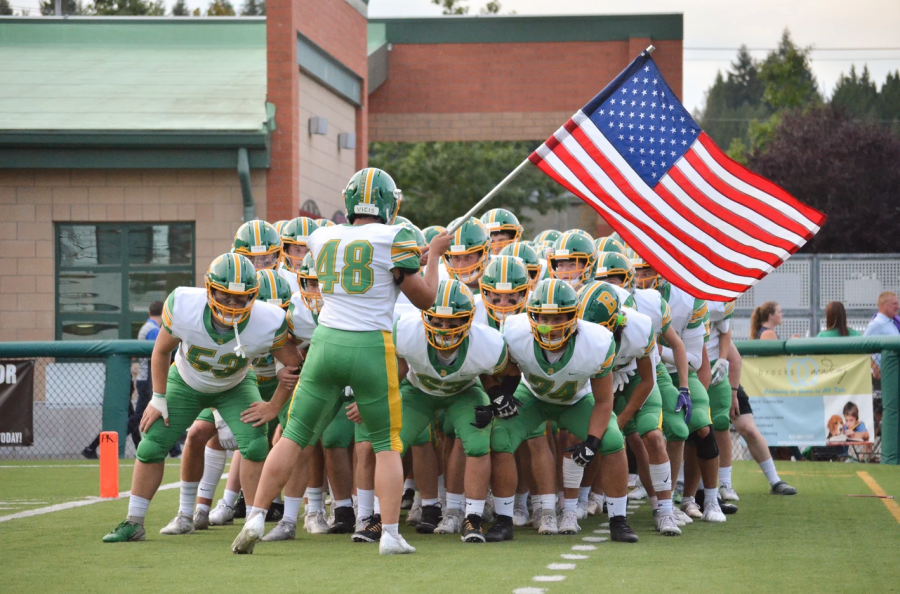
[{"xmin": 445, "ymin": 157, "xmax": 532, "ymax": 234}]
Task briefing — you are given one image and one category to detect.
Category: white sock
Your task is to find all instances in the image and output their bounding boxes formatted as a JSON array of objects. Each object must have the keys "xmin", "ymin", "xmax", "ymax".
[
  {"xmin": 539, "ymin": 493, "xmax": 556, "ymax": 512},
  {"xmin": 719, "ymin": 465, "xmax": 733, "ymax": 487},
  {"xmin": 198, "ymin": 447, "xmax": 227, "ymax": 502},
  {"xmin": 515, "ymin": 491, "xmax": 529, "ymax": 508},
  {"xmin": 649, "ymin": 495, "xmax": 659, "ymax": 511},
  {"xmin": 437, "ymin": 475, "xmax": 446, "ymax": 500},
  {"xmin": 247, "ymin": 506, "xmax": 256, "ymax": 517},
  {"xmin": 495, "ymin": 495, "xmax": 514, "ymax": 517},
  {"xmin": 127, "ymin": 495, "xmax": 150, "ymax": 522},
  {"xmin": 607, "ymin": 495, "xmax": 627, "ymax": 518},
  {"xmin": 759, "ymin": 458, "xmax": 780, "ymax": 486},
  {"xmin": 659, "ymin": 498, "xmax": 674, "ymax": 515},
  {"xmin": 179, "ymin": 481, "xmax": 199, "ymax": 516},
  {"xmin": 383, "ymin": 523, "xmax": 399, "ymax": 537},
  {"xmin": 305, "ymin": 487, "xmax": 324, "ymax": 514},
  {"xmin": 704, "ymin": 488, "xmax": 719, "ymax": 506},
  {"xmin": 249, "ymin": 507, "xmax": 266, "ymax": 520},
  {"xmin": 374, "ymin": 495, "xmax": 381, "ymax": 515},
  {"xmin": 578, "ymin": 486, "xmax": 591, "ymax": 504},
  {"xmin": 649, "ymin": 462, "xmax": 672, "ymax": 494},
  {"xmin": 403, "ymin": 479, "xmax": 416, "ymax": 491},
  {"xmin": 446, "ymin": 492, "xmax": 464, "ymax": 512},
  {"xmin": 678, "ymin": 463, "xmax": 685, "ymax": 485},
  {"xmin": 333, "ymin": 498, "xmax": 352, "ymax": 509},
  {"xmin": 413, "ymin": 492, "xmax": 422, "ymax": 506},
  {"xmin": 557, "ymin": 490, "xmax": 564, "ymax": 504},
  {"xmin": 466, "ymin": 498, "xmax": 485, "ymax": 517},
  {"xmin": 357, "ymin": 489, "xmax": 374, "ymax": 519},
  {"xmin": 422, "ymin": 498, "xmax": 439, "ymax": 507},
  {"xmin": 197, "ymin": 503, "xmax": 210, "ymax": 513},
  {"xmin": 223, "ymin": 489, "xmax": 239, "ymax": 508},
  {"xmin": 284, "ymin": 496, "xmax": 303, "ymax": 523},
  {"xmin": 563, "ymin": 498, "xmax": 577, "ymax": 512}
]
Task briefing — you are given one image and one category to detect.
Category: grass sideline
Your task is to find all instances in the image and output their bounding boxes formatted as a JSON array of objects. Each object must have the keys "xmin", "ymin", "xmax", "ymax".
[{"xmin": 1, "ymin": 460, "xmax": 898, "ymax": 594}]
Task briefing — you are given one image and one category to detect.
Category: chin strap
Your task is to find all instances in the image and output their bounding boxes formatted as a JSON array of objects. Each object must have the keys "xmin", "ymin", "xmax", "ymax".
[{"xmin": 233, "ymin": 321, "xmax": 248, "ymax": 358}]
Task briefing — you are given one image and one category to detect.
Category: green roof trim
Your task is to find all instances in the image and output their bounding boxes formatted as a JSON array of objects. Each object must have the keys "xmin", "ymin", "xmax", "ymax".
[
  {"xmin": 368, "ymin": 14, "xmax": 683, "ymax": 45},
  {"xmin": 368, "ymin": 22, "xmax": 387, "ymax": 54},
  {"xmin": 0, "ymin": 146, "xmax": 270, "ymax": 169}
]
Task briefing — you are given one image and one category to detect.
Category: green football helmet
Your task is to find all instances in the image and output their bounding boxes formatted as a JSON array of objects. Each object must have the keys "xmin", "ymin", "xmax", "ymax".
[
  {"xmin": 595, "ymin": 251, "xmax": 636, "ymax": 292},
  {"xmin": 422, "ymin": 279, "xmax": 476, "ymax": 351},
  {"xmin": 297, "ymin": 252, "xmax": 323, "ymax": 314},
  {"xmin": 256, "ymin": 268, "xmax": 292, "ymax": 310},
  {"xmin": 342, "ymin": 168, "xmax": 401, "ymax": 224},
  {"xmin": 423, "ymin": 225, "xmax": 446, "ymax": 244},
  {"xmin": 594, "ymin": 236, "xmax": 626, "ymax": 255},
  {"xmin": 205, "ymin": 253, "xmax": 259, "ymax": 326},
  {"xmin": 527, "ymin": 278, "xmax": 579, "ymax": 350},
  {"xmin": 445, "ymin": 218, "xmax": 491, "ymax": 285},
  {"xmin": 273, "ymin": 220, "xmax": 289, "ymax": 234},
  {"xmin": 393, "ymin": 215, "xmax": 414, "ymax": 227},
  {"xmin": 566, "ymin": 228, "xmax": 595, "ymax": 243},
  {"xmin": 548, "ymin": 231, "xmax": 599, "ymax": 291},
  {"xmin": 577, "ymin": 281, "xmax": 624, "ymax": 332},
  {"xmin": 480, "ymin": 208, "xmax": 523, "ymax": 254},
  {"xmin": 314, "ymin": 218, "xmax": 336, "ymax": 228},
  {"xmin": 533, "ymin": 229, "xmax": 562, "ymax": 246},
  {"xmin": 480, "ymin": 255, "xmax": 530, "ymax": 324},
  {"xmin": 499, "ymin": 241, "xmax": 541, "ymax": 290},
  {"xmin": 280, "ymin": 217, "xmax": 320, "ymax": 272},
  {"xmin": 631, "ymin": 253, "xmax": 663, "ymax": 290},
  {"xmin": 232, "ymin": 220, "xmax": 283, "ymax": 271}
]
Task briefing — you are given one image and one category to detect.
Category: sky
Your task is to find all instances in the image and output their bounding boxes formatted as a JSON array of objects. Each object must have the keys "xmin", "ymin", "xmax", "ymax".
[{"xmin": 8, "ymin": 0, "xmax": 900, "ymax": 114}]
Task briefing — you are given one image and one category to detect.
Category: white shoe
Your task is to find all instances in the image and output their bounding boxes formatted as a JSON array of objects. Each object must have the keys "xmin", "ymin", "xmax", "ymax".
[
  {"xmin": 681, "ymin": 499, "xmax": 702, "ymax": 519},
  {"xmin": 160, "ymin": 513, "xmax": 194, "ymax": 535},
  {"xmin": 433, "ymin": 509, "xmax": 462, "ymax": 534},
  {"xmin": 209, "ymin": 499, "xmax": 235, "ymax": 526},
  {"xmin": 628, "ymin": 484, "xmax": 648, "ymax": 500},
  {"xmin": 513, "ymin": 505, "xmax": 531, "ymax": 527},
  {"xmin": 628, "ymin": 474, "xmax": 637, "ymax": 489},
  {"xmin": 406, "ymin": 498, "xmax": 423, "ymax": 526},
  {"xmin": 193, "ymin": 508, "xmax": 209, "ymax": 531},
  {"xmin": 575, "ymin": 500, "xmax": 588, "ymax": 520},
  {"xmin": 327, "ymin": 506, "xmax": 336, "ymax": 527},
  {"xmin": 483, "ymin": 495, "xmax": 496, "ymax": 523},
  {"xmin": 262, "ymin": 519, "xmax": 297, "ymax": 541},
  {"xmin": 231, "ymin": 513, "xmax": 265, "ymax": 554},
  {"xmin": 558, "ymin": 510, "xmax": 580, "ymax": 535},
  {"xmin": 379, "ymin": 531, "xmax": 416, "ymax": 555},
  {"xmin": 536, "ymin": 510, "xmax": 559, "ymax": 535},
  {"xmin": 655, "ymin": 512, "xmax": 682, "ymax": 536},
  {"xmin": 587, "ymin": 495, "xmax": 604, "ymax": 516},
  {"xmin": 305, "ymin": 510, "xmax": 330, "ymax": 534},
  {"xmin": 530, "ymin": 505, "xmax": 543, "ymax": 530},
  {"xmin": 673, "ymin": 508, "xmax": 692, "ymax": 526},
  {"xmin": 719, "ymin": 483, "xmax": 740, "ymax": 501},
  {"xmin": 702, "ymin": 500, "xmax": 727, "ymax": 523}
]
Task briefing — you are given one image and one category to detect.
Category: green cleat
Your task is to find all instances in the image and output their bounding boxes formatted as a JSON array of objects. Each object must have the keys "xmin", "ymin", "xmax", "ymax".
[{"xmin": 103, "ymin": 520, "xmax": 146, "ymax": 543}]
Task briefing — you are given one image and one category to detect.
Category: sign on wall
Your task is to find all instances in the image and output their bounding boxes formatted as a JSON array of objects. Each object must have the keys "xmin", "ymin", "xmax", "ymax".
[
  {"xmin": 0, "ymin": 360, "xmax": 34, "ymax": 446},
  {"xmin": 741, "ymin": 354, "xmax": 874, "ymax": 447}
]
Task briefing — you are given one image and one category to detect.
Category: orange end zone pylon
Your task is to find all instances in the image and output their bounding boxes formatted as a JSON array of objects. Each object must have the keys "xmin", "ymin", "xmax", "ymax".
[{"xmin": 99, "ymin": 431, "xmax": 119, "ymax": 498}]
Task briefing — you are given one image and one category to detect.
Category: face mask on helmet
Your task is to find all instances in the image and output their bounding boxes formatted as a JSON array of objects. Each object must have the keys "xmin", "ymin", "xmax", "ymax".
[
  {"xmin": 549, "ymin": 256, "xmax": 590, "ymax": 290},
  {"xmin": 206, "ymin": 281, "xmax": 258, "ymax": 327},
  {"xmin": 422, "ymin": 308, "xmax": 473, "ymax": 350},
  {"xmin": 529, "ymin": 308, "xmax": 577, "ymax": 350},
  {"xmin": 233, "ymin": 221, "xmax": 282, "ymax": 271},
  {"xmin": 445, "ymin": 248, "xmax": 489, "ymax": 285},
  {"xmin": 298, "ymin": 253, "xmax": 323, "ymax": 314},
  {"xmin": 245, "ymin": 251, "xmax": 279, "ymax": 271},
  {"xmin": 633, "ymin": 266, "xmax": 661, "ymax": 290},
  {"xmin": 482, "ymin": 287, "xmax": 527, "ymax": 324}
]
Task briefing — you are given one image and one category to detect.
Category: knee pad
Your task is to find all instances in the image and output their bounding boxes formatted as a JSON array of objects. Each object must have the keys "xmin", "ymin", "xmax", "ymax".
[
  {"xmin": 692, "ymin": 430, "xmax": 719, "ymax": 460},
  {"xmin": 562, "ymin": 455, "xmax": 585, "ymax": 489},
  {"xmin": 649, "ymin": 462, "xmax": 672, "ymax": 493},
  {"xmin": 461, "ymin": 436, "xmax": 490, "ymax": 459},
  {"xmin": 240, "ymin": 434, "xmax": 270, "ymax": 462},
  {"xmin": 136, "ymin": 437, "xmax": 169, "ymax": 465},
  {"xmin": 712, "ymin": 411, "xmax": 731, "ymax": 432}
]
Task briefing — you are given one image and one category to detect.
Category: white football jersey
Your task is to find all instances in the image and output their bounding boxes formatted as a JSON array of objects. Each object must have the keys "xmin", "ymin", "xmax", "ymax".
[
  {"xmin": 163, "ymin": 287, "xmax": 288, "ymax": 393},
  {"xmin": 286, "ymin": 293, "xmax": 318, "ymax": 348},
  {"xmin": 503, "ymin": 313, "xmax": 615, "ymax": 405},
  {"xmin": 632, "ymin": 289, "xmax": 672, "ymax": 337},
  {"xmin": 472, "ymin": 293, "xmax": 489, "ymax": 327},
  {"xmin": 394, "ymin": 315, "xmax": 507, "ymax": 397},
  {"xmin": 307, "ymin": 223, "xmax": 420, "ymax": 332},
  {"xmin": 614, "ymin": 307, "xmax": 657, "ymax": 372},
  {"xmin": 705, "ymin": 300, "xmax": 735, "ymax": 361},
  {"xmin": 658, "ymin": 283, "xmax": 707, "ymax": 373},
  {"xmin": 278, "ymin": 266, "xmax": 300, "ymax": 294}
]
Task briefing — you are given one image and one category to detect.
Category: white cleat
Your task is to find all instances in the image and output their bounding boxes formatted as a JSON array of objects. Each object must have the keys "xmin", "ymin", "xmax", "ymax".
[
  {"xmin": 406, "ymin": 499, "xmax": 423, "ymax": 526},
  {"xmin": 193, "ymin": 508, "xmax": 209, "ymax": 531},
  {"xmin": 681, "ymin": 499, "xmax": 703, "ymax": 519},
  {"xmin": 512, "ymin": 505, "xmax": 531, "ymax": 527},
  {"xmin": 673, "ymin": 508, "xmax": 693, "ymax": 526},
  {"xmin": 530, "ymin": 506, "xmax": 543, "ymax": 531},
  {"xmin": 535, "ymin": 510, "xmax": 559, "ymax": 535},
  {"xmin": 628, "ymin": 484, "xmax": 648, "ymax": 500},
  {"xmin": 209, "ymin": 499, "xmax": 235, "ymax": 526},
  {"xmin": 379, "ymin": 531, "xmax": 416, "ymax": 555},
  {"xmin": 558, "ymin": 510, "xmax": 580, "ymax": 535},
  {"xmin": 262, "ymin": 519, "xmax": 297, "ymax": 541},
  {"xmin": 231, "ymin": 513, "xmax": 265, "ymax": 554},
  {"xmin": 433, "ymin": 509, "xmax": 462, "ymax": 534},
  {"xmin": 482, "ymin": 495, "xmax": 496, "ymax": 523},
  {"xmin": 719, "ymin": 483, "xmax": 740, "ymax": 501},
  {"xmin": 587, "ymin": 496, "xmax": 604, "ymax": 516},
  {"xmin": 575, "ymin": 500, "xmax": 588, "ymax": 520},
  {"xmin": 702, "ymin": 500, "xmax": 727, "ymax": 523},
  {"xmin": 656, "ymin": 512, "xmax": 682, "ymax": 536},
  {"xmin": 305, "ymin": 510, "xmax": 330, "ymax": 534},
  {"xmin": 160, "ymin": 513, "xmax": 194, "ymax": 535}
]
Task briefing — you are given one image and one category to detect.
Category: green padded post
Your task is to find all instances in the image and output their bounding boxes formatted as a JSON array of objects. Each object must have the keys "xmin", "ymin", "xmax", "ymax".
[
  {"xmin": 102, "ymin": 354, "xmax": 133, "ymax": 458},
  {"xmin": 880, "ymin": 350, "xmax": 899, "ymax": 465}
]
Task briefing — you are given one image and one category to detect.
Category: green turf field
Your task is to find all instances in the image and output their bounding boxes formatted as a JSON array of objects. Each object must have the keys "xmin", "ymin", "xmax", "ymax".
[{"xmin": 1, "ymin": 460, "xmax": 898, "ymax": 594}]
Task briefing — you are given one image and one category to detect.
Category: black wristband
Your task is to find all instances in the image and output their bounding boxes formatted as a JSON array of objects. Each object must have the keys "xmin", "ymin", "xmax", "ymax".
[
  {"xmin": 487, "ymin": 385, "xmax": 505, "ymax": 399},
  {"xmin": 585, "ymin": 435, "xmax": 602, "ymax": 451}
]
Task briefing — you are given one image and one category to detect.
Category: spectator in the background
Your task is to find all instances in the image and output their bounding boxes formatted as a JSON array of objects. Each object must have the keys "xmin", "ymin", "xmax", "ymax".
[
  {"xmin": 864, "ymin": 291, "xmax": 900, "ymax": 381},
  {"xmin": 750, "ymin": 301, "xmax": 781, "ymax": 340},
  {"xmin": 82, "ymin": 301, "xmax": 166, "ymax": 459},
  {"xmin": 817, "ymin": 301, "xmax": 861, "ymax": 337}
]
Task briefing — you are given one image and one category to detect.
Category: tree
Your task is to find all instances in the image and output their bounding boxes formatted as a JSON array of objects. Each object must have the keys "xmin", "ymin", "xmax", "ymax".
[
  {"xmin": 368, "ymin": 141, "xmax": 568, "ymax": 228},
  {"xmin": 0, "ymin": 0, "xmax": 13, "ymax": 15},
  {"xmin": 480, "ymin": 0, "xmax": 500, "ymax": 14},
  {"xmin": 831, "ymin": 65, "xmax": 879, "ymax": 120},
  {"xmin": 206, "ymin": 0, "xmax": 234, "ymax": 15},
  {"xmin": 88, "ymin": 0, "xmax": 165, "ymax": 14},
  {"xmin": 171, "ymin": 0, "xmax": 189, "ymax": 15},
  {"xmin": 880, "ymin": 71, "xmax": 900, "ymax": 124},
  {"xmin": 240, "ymin": 0, "xmax": 264, "ymax": 15},
  {"xmin": 759, "ymin": 29, "xmax": 821, "ymax": 111},
  {"xmin": 39, "ymin": 0, "xmax": 84, "ymax": 14},
  {"xmin": 746, "ymin": 106, "xmax": 900, "ymax": 253},
  {"xmin": 432, "ymin": 0, "xmax": 467, "ymax": 14}
]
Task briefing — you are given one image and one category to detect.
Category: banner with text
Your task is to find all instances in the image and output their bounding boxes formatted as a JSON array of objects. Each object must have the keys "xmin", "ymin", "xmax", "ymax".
[
  {"xmin": 741, "ymin": 354, "xmax": 873, "ymax": 447},
  {"xmin": 0, "ymin": 360, "xmax": 34, "ymax": 446}
]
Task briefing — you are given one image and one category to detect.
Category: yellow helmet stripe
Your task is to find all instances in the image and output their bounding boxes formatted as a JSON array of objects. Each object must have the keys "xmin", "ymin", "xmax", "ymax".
[
  {"xmin": 547, "ymin": 279, "xmax": 555, "ymax": 303},
  {"xmin": 363, "ymin": 168, "xmax": 376, "ymax": 204},
  {"xmin": 500, "ymin": 257, "xmax": 508, "ymax": 284},
  {"xmin": 252, "ymin": 221, "xmax": 261, "ymax": 246},
  {"xmin": 441, "ymin": 282, "xmax": 452, "ymax": 307},
  {"xmin": 233, "ymin": 253, "xmax": 241, "ymax": 281},
  {"xmin": 578, "ymin": 283, "xmax": 596, "ymax": 312}
]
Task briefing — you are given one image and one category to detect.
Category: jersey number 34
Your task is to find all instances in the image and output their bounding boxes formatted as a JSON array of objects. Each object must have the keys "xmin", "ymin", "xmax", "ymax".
[{"xmin": 317, "ymin": 240, "xmax": 374, "ymax": 295}]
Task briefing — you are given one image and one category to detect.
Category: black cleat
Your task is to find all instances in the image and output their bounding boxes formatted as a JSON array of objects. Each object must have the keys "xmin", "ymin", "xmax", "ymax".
[
  {"xmin": 352, "ymin": 514, "xmax": 382, "ymax": 543},
  {"xmin": 81, "ymin": 447, "xmax": 98, "ymax": 460},
  {"xmin": 401, "ymin": 488, "xmax": 415, "ymax": 510},
  {"xmin": 461, "ymin": 514, "xmax": 486, "ymax": 543},
  {"xmin": 610, "ymin": 515, "xmax": 639, "ymax": 543},
  {"xmin": 695, "ymin": 490, "xmax": 738, "ymax": 515},
  {"xmin": 485, "ymin": 515, "xmax": 514, "ymax": 542},
  {"xmin": 329, "ymin": 506, "xmax": 356, "ymax": 534},
  {"xmin": 266, "ymin": 502, "xmax": 284, "ymax": 523},
  {"xmin": 416, "ymin": 504, "xmax": 443, "ymax": 534},
  {"xmin": 233, "ymin": 492, "xmax": 246, "ymax": 519}
]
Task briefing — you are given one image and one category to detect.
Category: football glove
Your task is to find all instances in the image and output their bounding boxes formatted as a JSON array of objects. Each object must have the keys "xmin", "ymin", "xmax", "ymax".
[
  {"xmin": 676, "ymin": 387, "xmax": 693, "ymax": 423},
  {"xmin": 565, "ymin": 435, "xmax": 602, "ymax": 467},
  {"xmin": 488, "ymin": 385, "xmax": 522, "ymax": 419},
  {"xmin": 212, "ymin": 410, "xmax": 238, "ymax": 451},
  {"xmin": 471, "ymin": 406, "xmax": 494, "ymax": 429},
  {"xmin": 711, "ymin": 358, "xmax": 729, "ymax": 385}
]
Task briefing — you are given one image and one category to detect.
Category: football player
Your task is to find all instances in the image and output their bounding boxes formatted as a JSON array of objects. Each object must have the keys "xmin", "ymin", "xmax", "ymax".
[
  {"xmin": 103, "ymin": 254, "xmax": 301, "ymax": 543},
  {"xmin": 499, "ymin": 241, "xmax": 544, "ymax": 291},
  {"xmin": 279, "ymin": 217, "xmax": 320, "ymax": 293},
  {"xmin": 480, "ymin": 208, "xmax": 524, "ymax": 255},
  {"xmin": 232, "ymin": 220, "xmax": 283, "ymax": 271},
  {"xmin": 547, "ymin": 231, "xmax": 598, "ymax": 292},
  {"xmin": 479, "ymin": 256, "xmax": 530, "ymax": 331},
  {"xmin": 232, "ymin": 168, "xmax": 451, "ymax": 555}
]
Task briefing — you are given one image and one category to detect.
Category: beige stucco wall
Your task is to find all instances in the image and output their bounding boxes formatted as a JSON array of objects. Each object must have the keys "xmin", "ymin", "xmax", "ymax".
[
  {"xmin": 298, "ymin": 71, "xmax": 358, "ymax": 221},
  {"xmin": 0, "ymin": 168, "xmax": 265, "ymax": 341}
]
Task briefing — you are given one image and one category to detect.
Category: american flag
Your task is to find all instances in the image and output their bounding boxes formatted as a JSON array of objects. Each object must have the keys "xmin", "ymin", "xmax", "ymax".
[{"xmin": 529, "ymin": 50, "xmax": 826, "ymax": 301}]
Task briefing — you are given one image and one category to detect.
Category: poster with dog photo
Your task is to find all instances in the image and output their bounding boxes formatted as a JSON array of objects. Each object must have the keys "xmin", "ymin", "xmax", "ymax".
[{"xmin": 823, "ymin": 397, "xmax": 874, "ymax": 443}]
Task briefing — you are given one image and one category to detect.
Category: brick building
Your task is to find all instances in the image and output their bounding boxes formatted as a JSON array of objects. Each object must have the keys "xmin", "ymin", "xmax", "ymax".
[{"xmin": 0, "ymin": 10, "xmax": 682, "ymax": 341}]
